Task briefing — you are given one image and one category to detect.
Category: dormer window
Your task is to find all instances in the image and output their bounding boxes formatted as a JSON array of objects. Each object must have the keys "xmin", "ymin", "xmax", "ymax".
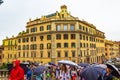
[{"xmin": 62, "ymin": 14, "xmax": 64, "ymax": 18}]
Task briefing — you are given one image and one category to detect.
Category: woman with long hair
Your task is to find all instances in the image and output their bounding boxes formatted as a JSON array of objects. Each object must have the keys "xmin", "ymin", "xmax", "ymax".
[{"xmin": 59, "ymin": 64, "xmax": 70, "ymax": 80}]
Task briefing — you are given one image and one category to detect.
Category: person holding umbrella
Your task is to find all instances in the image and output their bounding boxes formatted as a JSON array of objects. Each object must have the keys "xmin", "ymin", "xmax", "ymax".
[
  {"xmin": 71, "ymin": 66, "xmax": 77, "ymax": 80},
  {"xmin": 103, "ymin": 63, "xmax": 120, "ymax": 80},
  {"xmin": 103, "ymin": 66, "xmax": 114, "ymax": 80},
  {"xmin": 59, "ymin": 64, "xmax": 70, "ymax": 80},
  {"xmin": 33, "ymin": 65, "xmax": 46, "ymax": 80},
  {"xmin": 26, "ymin": 65, "xmax": 33, "ymax": 80}
]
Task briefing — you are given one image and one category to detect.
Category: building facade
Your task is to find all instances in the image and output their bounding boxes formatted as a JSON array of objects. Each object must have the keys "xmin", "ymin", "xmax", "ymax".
[
  {"xmin": 116, "ymin": 41, "xmax": 120, "ymax": 58},
  {"xmin": 105, "ymin": 40, "xmax": 119, "ymax": 61},
  {"xmin": 2, "ymin": 5, "xmax": 105, "ymax": 64},
  {"xmin": 0, "ymin": 45, "xmax": 3, "ymax": 65}
]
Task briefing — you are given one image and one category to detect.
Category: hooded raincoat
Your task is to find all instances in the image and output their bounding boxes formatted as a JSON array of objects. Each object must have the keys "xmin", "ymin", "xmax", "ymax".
[{"xmin": 9, "ymin": 60, "xmax": 24, "ymax": 80}]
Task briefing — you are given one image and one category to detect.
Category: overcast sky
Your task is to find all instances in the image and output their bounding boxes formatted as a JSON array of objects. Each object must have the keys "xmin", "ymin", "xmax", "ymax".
[{"xmin": 0, "ymin": 0, "xmax": 120, "ymax": 44}]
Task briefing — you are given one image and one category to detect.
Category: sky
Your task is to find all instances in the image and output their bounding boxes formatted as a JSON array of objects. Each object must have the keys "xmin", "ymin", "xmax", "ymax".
[{"xmin": 0, "ymin": 0, "xmax": 120, "ymax": 45}]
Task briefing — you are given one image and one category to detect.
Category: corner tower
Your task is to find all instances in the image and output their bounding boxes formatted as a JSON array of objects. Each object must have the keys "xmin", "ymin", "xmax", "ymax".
[{"xmin": 60, "ymin": 5, "xmax": 69, "ymax": 18}]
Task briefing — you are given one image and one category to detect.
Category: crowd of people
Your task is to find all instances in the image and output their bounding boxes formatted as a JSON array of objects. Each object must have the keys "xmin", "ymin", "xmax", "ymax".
[{"xmin": 8, "ymin": 60, "xmax": 120, "ymax": 80}]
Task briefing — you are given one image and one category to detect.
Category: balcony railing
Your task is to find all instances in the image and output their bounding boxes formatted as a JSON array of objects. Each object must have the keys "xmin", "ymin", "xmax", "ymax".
[{"xmin": 0, "ymin": 70, "xmax": 9, "ymax": 79}]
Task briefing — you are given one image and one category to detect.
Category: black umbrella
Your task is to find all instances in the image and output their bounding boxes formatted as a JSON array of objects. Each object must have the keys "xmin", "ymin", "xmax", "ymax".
[
  {"xmin": 0, "ymin": 0, "xmax": 3, "ymax": 5},
  {"xmin": 33, "ymin": 66, "xmax": 46, "ymax": 75},
  {"xmin": 78, "ymin": 63, "xmax": 90, "ymax": 67},
  {"xmin": 106, "ymin": 63, "xmax": 120, "ymax": 78},
  {"xmin": 80, "ymin": 66, "xmax": 104, "ymax": 80},
  {"xmin": 48, "ymin": 62, "xmax": 57, "ymax": 66}
]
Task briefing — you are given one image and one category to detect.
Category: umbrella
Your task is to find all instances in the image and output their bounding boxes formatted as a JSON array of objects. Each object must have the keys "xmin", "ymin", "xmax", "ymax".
[
  {"xmin": 44, "ymin": 63, "xmax": 50, "ymax": 67},
  {"xmin": 80, "ymin": 66, "xmax": 104, "ymax": 80},
  {"xmin": 33, "ymin": 66, "xmax": 46, "ymax": 75},
  {"xmin": 96, "ymin": 64, "xmax": 107, "ymax": 69},
  {"xmin": 58, "ymin": 60, "xmax": 78, "ymax": 67},
  {"xmin": 0, "ymin": 0, "xmax": 3, "ymax": 5},
  {"xmin": 78, "ymin": 63, "xmax": 90, "ymax": 67},
  {"xmin": 106, "ymin": 63, "xmax": 120, "ymax": 78},
  {"xmin": 48, "ymin": 62, "xmax": 57, "ymax": 66}
]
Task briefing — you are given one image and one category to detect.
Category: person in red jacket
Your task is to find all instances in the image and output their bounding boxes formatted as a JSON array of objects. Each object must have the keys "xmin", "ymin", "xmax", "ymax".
[{"xmin": 9, "ymin": 60, "xmax": 24, "ymax": 80}]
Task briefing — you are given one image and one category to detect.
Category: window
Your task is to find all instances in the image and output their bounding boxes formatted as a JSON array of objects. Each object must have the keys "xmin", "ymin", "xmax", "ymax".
[
  {"xmin": 18, "ymin": 39, "xmax": 21, "ymax": 43},
  {"xmin": 83, "ymin": 35, "xmax": 85, "ymax": 40},
  {"xmin": 63, "ymin": 25, "xmax": 68, "ymax": 31},
  {"xmin": 30, "ymin": 36, "xmax": 36, "ymax": 42},
  {"xmin": 34, "ymin": 36, "xmax": 36, "ymax": 41},
  {"xmin": 70, "ymin": 25, "xmax": 75, "ymax": 31},
  {"xmin": 2, "ymin": 54, "xmax": 4, "ymax": 58},
  {"xmin": 79, "ymin": 25, "xmax": 82, "ymax": 30},
  {"xmin": 30, "ymin": 45, "xmax": 33, "ymax": 50},
  {"xmin": 80, "ymin": 50, "xmax": 82, "ymax": 57},
  {"xmin": 23, "ymin": 52, "xmax": 25, "ymax": 58},
  {"xmin": 47, "ymin": 35, "xmax": 51, "ymax": 40},
  {"xmin": 8, "ymin": 41, "xmax": 10, "ymax": 45},
  {"xmin": 48, "ymin": 52, "xmax": 51, "ymax": 58},
  {"xmin": 86, "ymin": 43, "xmax": 88, "ymax": 48},
  {"xmin": 57, "ymin": 43, "xmax": 61, "ymax": 48},
  {"xmin": 80, "ymin": 43, "xmax": 82, "ymax": 47},
  {"xmin": 71, "ymin": 43, "xmax": 76, "ymax": 48},
  {"xmin": 62, "ymin": 14, "xmax": 64, "ymax": 18},
  {"xmin": 47, "ymin": 43, "xmax": 51, "ymax": 49},
  {"xmin": 40, "ymin": 36, "xmax": 43, "ymax": 41},
  {"xmin": 56, "ymin": 25, "xmax": 61, "ymax": 31},
  {"xmin": 26, "ymin": 29, "xmax": 29, "ymax": 33},
  {"xmin": 90, "ymin": 37, "xmax": 91, "ymax": 41},
  {"xmin": 84, "ymin": 43, "xmax": 86, "ymax": 48},
  {"xmin": 31, "ymin": 52, "xmax": 36, "ymax": 58},
  {"xmin": 83, "ymin": 26, "xmax": 85, "ymax": 31},
  {"xmin": 33, "ymin": 44, "xmax": 37, "ymax": 50},
  {"xmin": 31, "ymin": 52, "xmax": 33, "ymax": 57},
  {"xmin": 40, "ymin": 52, "xmax": 43, "ymax": 57},
  {"xmin": 30, "ymin": 44, "xmax": 37, "ymax": 50},
  {"xmin": 26, "ymin": 45, "xmax": 29, "ymax": 50},
  {"xmin": 40, "ymin": 44, "xmax": 44, "ymax": 49},
  {"xmin": 40, "ymin": 26, "xmax": 44, "ymax": 31},
  {"xmin": 80, "ymin": 34, "xmax": 82, "ymax": 40},
  {"xmin": 23, "ymin": 45, "xmax": 25, "ymax": 50},
  {"xmin": 47, "ymin": 25, "xmax": 51, "ymax": 30},
  {"xmin": 64, "ymin": 34, "xmax": 68, "ymax": 39},
  {"xmin": 71, "ymin": 34, "xmax": 75, "ymax": 39},
  {"xmin": 72, "ymin": 51, "xmax": 75, "ymax": 57},
  {"xmin": 8, "ymin": 54, "xmax": 10, "ymax": 58},
  {"xmin": 86, "ymin": 36, "xmax": 88, "ymax": 41},
  {"xmin": 18, "ymin": 52, "xmax": 20, "ymax": 57},
  {"xmin": 22, "ymin": 38, "xmax": 26, "ymax": 43},
  {"xmin": 26, "ymin": 38, "xmax": 29, "ymax": 42},
  {"xmin": 31, "ymin": 37, "xmax": 33, "ymax": 42},
  {"xmin": 86, "ymin": 28, "xmax": 88, "ymax": 32},
  {"xmin": 26, "ymin": 52, "xmax": 29, "ymax": 58},
  {"xmin": 18, "ymin": 45, "xmax": 21, "ymax": 50},
  {"xmin": 64, "ymin": 43, "xmax": 68, "ymax": 48},
  {"xmin": 65, "ymin": 52, "xmax": 68, "ymax": 57},
  {"xmin": 31, "ymin": 27, "xmax": 37, "ymax": 32},
  {"xmin": 56, "ymin": 34, "xmax": 61, "ymax": 40},
  {"xmin": 57, "ymin": 52, "xmax": 61, "ymax": 57},
  {"xmin": 34, "ymin": 52, "xmax": 36, "ymax": 58}
]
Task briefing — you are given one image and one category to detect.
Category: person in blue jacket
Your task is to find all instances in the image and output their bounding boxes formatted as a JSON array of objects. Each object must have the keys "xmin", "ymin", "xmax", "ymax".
[{"xmin": 26, "ymin": 67, "xmax": 33, "ymax": 80}]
